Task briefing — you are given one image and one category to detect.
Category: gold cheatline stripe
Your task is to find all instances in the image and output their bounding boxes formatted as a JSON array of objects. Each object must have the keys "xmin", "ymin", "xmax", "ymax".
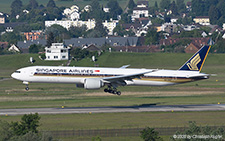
[
  {"xmin": 199, "ymin": 46, "xmax": 211, "ymax": 72},
  {"xmin": 34, "ymin": 74, "xmax": 193, "ymax": 83}
]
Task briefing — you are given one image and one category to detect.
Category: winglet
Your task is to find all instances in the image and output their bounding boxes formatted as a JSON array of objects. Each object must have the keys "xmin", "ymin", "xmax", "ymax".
[
  {"xmin": 120, "ymin": 65, "xmax": 130, "ymax": 69},
  {"xmin": 179, "ymin": 45, "xmax": 211, "ymax": 72}
]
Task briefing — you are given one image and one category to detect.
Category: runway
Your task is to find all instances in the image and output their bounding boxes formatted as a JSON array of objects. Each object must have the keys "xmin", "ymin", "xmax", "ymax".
[{"xmin": 1, "ymin": 104, "xmax": 225, "ymax": 116}]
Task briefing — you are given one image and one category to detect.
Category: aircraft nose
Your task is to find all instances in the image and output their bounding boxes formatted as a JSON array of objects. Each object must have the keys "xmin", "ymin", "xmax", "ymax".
[
  {"xmin": 11, "ymin": 71, "xmax": 21, "ymax": 80},
  {"xmin": 11, "ymin": 72, "xmax": 16, "ymax": 79}
]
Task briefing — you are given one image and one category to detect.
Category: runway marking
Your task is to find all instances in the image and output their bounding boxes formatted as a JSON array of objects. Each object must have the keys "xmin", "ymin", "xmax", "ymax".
[{"xmin": 1, "ymin": 104, "xmax": 225, "ymax": 116}]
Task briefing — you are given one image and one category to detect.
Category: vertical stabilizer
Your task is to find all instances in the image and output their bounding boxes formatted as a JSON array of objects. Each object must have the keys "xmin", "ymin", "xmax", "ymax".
[{"xmin": 179, "ymin": 45, "xmax": 211, "ymax": 72}]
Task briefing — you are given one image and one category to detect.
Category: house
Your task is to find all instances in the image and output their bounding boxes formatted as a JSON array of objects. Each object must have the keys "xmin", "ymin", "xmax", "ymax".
[
  {"xmin": 0, "ymin": 42, "xmax": 8, "ymax": 49},
  {"xmin": 132, "ymin": 7, "xmax": 149, "ymax": 21},
  {"xmin": 186, "ymin": 2, "xmax": 192, "ymax": 11},
  {"xmin": 17, "ymin": 39, "xmax": 46, "ymax": 53},
  {"xmin": 185, "ymin": 42, "xmax": 201, "ymax": 53},
  {"xmin": 171, "ymin": 17, "xmax": 178, "ymax": 23},
  {"xmin": 64, "ymin": 37, "xmax": 139, "ymax": 47},
  {"xmin": 182, "ymin": 25, "xmax": 199, "ymax": 31},
  {"xmin": 222, "ymin": 33, "xmax": 225, "ymax": 39},
  {"xmin": 208, "ymin": 25, "xmax": 222, "ymax": 35},
  {"xmin": 8, "ymin": 44, "xmax": 20, "ymax": 52},
  {"xmin": 113, "ymin": 45, "xmax": 161, "ymax": 53},
  {"xmin": 24, "ymin": 31, "xmax": 44, "ymax": 41},
  {"xmin": 161, "ymin": 23, "xmax": 178, "ymax": 33},
  {"xmin": 83, "ymin": 5, "xmax": 91, "ymax": 12},
  {"xmin": 160, "ymin": 37, "xmax": 210, "ymax": 47},
  {"xmin": 137, "ymin": 1, "xmax": 149, "ymax": 8},
  {"xmin": 45, "ymin": 19, "xmax": 118, "ymax": 35},
  {"xmin": 82, "ymin": 44, "xmax": 102, "ymax": 54},
  {"xmin": 102, "ymin": 19, "xmax": 119, "ymax": 35},
  {"xmin": 193, "ymin": 16, "xmax": 210, "ymax": 25},
  {"xmin": 63, "ymin": 5, "xmax": 80, "ymax": 20},
  {"xmin": 103, "ymin": 6, "xmax": 110, "ymax": 13},
  {"xmin": 45, "ymin": 43, "xmax": 70, "ymax": 60},
  {"xmin": 0, "ymin": 15, "xmax": 5, "ymax": 24}
]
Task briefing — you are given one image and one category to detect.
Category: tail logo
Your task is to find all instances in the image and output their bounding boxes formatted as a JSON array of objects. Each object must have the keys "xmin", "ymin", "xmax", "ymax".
[{"xmin": 186, "ymin": 53, "xmax": 201, "ymax": 70}]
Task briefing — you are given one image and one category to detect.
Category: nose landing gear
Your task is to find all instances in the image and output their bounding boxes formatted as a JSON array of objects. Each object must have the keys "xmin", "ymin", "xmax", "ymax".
[
  {"xmin": 23, "ymin": 81, "xmax": 29, "ymax": 91},
  {"xmin": 25, "ymin": 84, "xmax": 29, "ymax": 91}
]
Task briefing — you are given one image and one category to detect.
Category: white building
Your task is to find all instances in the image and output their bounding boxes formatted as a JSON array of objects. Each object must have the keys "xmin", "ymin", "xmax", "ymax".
[
  {"xmin": 45, "ymin": 43, "xmax": 70, "ymax": 60},
  {"xmin": 45, "ymin": 19, "xmax": 95, "ymax": 30},
  {"xmin": 223, "ymin": 23, "xmax": 225, "ymax": 30},
  {"xmin": 102, "ymin": 19, "xmax": 118, "ymax": 35},
  {"xmin": 132, "ymin": 7, "xmax": 149, "ymax": 21},
  {"xmin": 63, "ymin": 5, "xmax": 80, "ymax": 20},
  {"xmin": 193, "ymin": 16, "xmax": 210, "ymax": 26},
  {"xmin": 45, "ymin": 19, "xmax": 119, "ymax": 35}
]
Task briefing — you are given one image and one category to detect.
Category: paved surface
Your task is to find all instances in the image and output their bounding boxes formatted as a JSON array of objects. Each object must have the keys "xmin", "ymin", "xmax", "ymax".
[{"xmin": 1, "ymin": 104, "xmax": 225, "ymax": 116}]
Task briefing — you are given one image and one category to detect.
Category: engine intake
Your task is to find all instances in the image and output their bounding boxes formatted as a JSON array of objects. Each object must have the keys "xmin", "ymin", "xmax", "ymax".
[{"xmin": 84, "ymin": 78, "xmax": 104, "ymax": 90}]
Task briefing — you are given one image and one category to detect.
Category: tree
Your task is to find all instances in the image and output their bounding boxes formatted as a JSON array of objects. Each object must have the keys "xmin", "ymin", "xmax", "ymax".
[
  {"xmin": 29, "ymin": 44, "xmax": 39, "ymax": 53},
  {"xmin": 0, "ymin": 32, "xmax": 21, "ymax": 44},
  {"xmin": 127, "ymin": 0, "xmax": 136, "ymax": 10},
  {"xmin": 145, "ymin": 28, "xmax": 159, "ymax": 45},
  {"xmin": 11, "ymin": 113, "xmax": 41, "ymax": 136},
  {"xmin": 120, "ymin": 13, "xmax": 132, "ymax": 24},
  {"xmin": 176, "ymin": 0, "xmax": 186, "ymax": 13},
  {"xmin": 0, "ymin": 120, "xmax": 12, "ymax": 141},
  {"xmin": 46, "ymin": 24, "xmax": 69, "ymax": 43},
  {"xmin": 217, "ymin": 0, "xmax": 225, "ymax": 16},
  {"xmin": 170, "ymin": 1, "xmax": 178, "ymax": 15},
  {"xmin": 90, "ymin": 0, "xmax": 104, "ymax": 20},
  {"xmin": 107, "ymin": 0, "xmax": 123, "ymax": 20},
  {"xmin": 27, "ymin": 0, "xmax": 39, "ymax": 10},
  {"xmin": 171, "ymin": 121, "xmax": 225, "ymax": 140},
  {"xmin": 160, "ymin": 0, "xmax": 171, "ymax": 10},
  {"xmin": 47, "ymin": 0, "xmax": 56, "ymax": 8},
  {"xmin": 10, "ymin": 0, "xmax": 23, "ymax": 17},
  {"xmin": 140, "ymin": 127, "xmax": 162, "ymax": 141},
  {"xmin": 69, "ymin": 25, "xmax": 87, "ymax": 38},
  {"xmin": 89, "ymin": 19, "xmax": 107, "ymax": 37},
  {"xmin": 154, "ymin": 1, "xmax": 158, "ymax": 8},
  {"xmin": 46, "ymin": 32, "xmax": 55, "ymax": 47},
  {"xmin": 209, "ymin": 5, "xmax": 220, "ymax": 24}
]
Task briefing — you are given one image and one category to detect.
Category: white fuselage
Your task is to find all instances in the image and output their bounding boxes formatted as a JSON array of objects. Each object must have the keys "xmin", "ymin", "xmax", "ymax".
[{"xmin": 11, "ymin": 66, "xmax": 208, "ymax": 87}]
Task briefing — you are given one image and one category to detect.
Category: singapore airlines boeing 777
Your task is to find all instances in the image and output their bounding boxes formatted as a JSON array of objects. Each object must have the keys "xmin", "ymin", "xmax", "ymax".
[{"xmin": 11, "ymin": 45, "xmax": 211, "ymax": 95}]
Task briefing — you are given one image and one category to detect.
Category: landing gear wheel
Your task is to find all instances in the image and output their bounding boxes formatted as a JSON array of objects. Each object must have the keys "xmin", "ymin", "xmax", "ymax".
[
  {"xmin": 25, "ymin": 87, "xmax": 29, "ymax": 91},
  {"xmin": 104, "ymin": 86, "xmax": 121, "ymax": 95},
  {"xmin": 116, "ymin": 91, "xmax": 121, "ymax": 96},
  {"xmin": 25, "ymin": 84, "xmax": 29, "ymax": 91}
]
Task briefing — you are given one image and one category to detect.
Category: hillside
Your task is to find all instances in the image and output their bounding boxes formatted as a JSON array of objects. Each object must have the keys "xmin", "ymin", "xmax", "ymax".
[
  {"xmin": 1, "ymin": 52, "xmax": 224, "ymax": 78},
  {"xmin": 0, "ymin": 0, "xmax": 191, "ymax": 14}
]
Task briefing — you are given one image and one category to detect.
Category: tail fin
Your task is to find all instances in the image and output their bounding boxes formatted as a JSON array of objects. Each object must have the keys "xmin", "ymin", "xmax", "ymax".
[{"xmin": 179, "ymin": 45, "xmax": 211, "ymax": 72}]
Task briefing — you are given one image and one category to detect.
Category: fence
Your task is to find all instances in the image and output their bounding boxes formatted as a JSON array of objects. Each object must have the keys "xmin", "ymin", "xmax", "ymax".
[{"xmin": 42, "ymin": 126, "xmax": 191, "ymax": 138}]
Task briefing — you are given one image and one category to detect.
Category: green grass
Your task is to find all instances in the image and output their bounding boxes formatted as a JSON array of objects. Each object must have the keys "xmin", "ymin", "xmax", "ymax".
[{"xmin": 1, "ymin": 111, "xmax": 225, "ymax": 130}]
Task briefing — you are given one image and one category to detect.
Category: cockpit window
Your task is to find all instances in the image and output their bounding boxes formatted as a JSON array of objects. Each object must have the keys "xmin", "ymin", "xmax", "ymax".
[{"xmin": 15, "ymin": 71, "xmax": 21, "ymax": 73}]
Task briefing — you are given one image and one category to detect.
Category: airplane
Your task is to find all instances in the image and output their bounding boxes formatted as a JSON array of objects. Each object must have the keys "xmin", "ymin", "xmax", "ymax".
[{"xmin": 11, "ymin": 45, "xmax": 211, "ymax": 96}]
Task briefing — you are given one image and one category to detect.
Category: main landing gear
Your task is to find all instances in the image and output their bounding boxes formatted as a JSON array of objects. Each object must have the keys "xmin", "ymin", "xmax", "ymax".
[{"xmin": 104, "ymin": 86, "xmax": 121, "ymax": 96}]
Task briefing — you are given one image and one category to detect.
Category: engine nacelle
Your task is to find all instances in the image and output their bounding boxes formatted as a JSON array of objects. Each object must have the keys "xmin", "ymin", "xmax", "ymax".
[{"xmin": 84, "ymin": 78, "xmax": 104, "ymax": 90}]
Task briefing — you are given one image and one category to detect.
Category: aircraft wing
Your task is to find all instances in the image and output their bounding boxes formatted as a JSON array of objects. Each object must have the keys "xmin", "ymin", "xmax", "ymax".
[{"xmin": 102, "ymin": 70, "xmax": 156, "ymax": 85}]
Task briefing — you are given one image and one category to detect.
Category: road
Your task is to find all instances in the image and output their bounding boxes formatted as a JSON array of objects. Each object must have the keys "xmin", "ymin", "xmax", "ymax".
[{"xmin": 0, "ymin": 104, "xmax": 225, "ymax": 116}]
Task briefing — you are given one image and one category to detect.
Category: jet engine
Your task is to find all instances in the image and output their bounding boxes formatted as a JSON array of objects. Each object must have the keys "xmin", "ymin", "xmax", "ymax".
[{"xmin": 84, "ymin": 78, "xmax": 104, "ymax": 89}]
